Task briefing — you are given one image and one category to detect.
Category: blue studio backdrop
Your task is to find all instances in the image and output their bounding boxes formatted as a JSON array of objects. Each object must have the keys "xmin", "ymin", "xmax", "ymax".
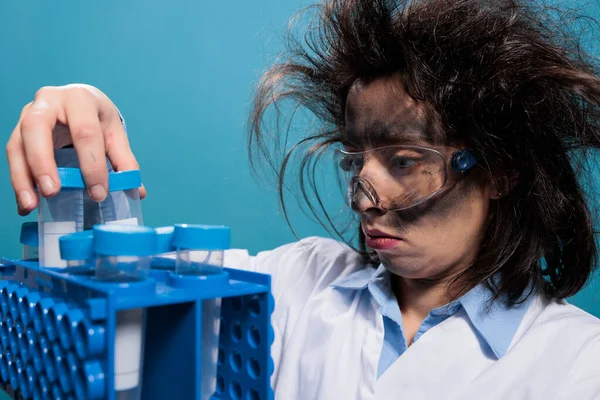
[{"xmin": 0, "ymin": 0, "xmax": 598, "ymax": 316}]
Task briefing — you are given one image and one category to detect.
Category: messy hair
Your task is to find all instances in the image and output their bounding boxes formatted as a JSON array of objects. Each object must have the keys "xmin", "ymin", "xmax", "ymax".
[{"xmin": 249, "ymin": 0, "xmax": 600, "ymax": 305}]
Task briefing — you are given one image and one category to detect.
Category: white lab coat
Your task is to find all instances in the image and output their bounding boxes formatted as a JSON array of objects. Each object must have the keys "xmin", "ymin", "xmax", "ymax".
[{"xmin": 222, "ymin": 237, "xmax": 600, "ymax": 400}]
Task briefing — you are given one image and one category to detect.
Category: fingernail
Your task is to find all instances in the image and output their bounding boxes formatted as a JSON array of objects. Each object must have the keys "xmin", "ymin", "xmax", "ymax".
[
  {"xmin": 18, "ymin": 191, "xmax": 34, "ymax": 209},
  {"xmin": 88, "ymin": 184, "xmax": 107, "ymax": 202},
  {"xmin": 38, "ymin": 176, "xmax": 56, "ymax": 196}
]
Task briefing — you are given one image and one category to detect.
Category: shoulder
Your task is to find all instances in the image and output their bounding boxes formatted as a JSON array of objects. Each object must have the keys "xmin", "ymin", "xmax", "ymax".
[
  {"xmin": 540, "ymin": 300, "xmax": 600, "ymax": 333},
  {"xmin": 225, "ymin": 236, "xmax": 367, "ymax": 289},
  {"xmin": 530, "ymin": 300, "xmax": 600, "ymax": 346},
  {"xmin": 517, "ymin": 296, "xmax": 600, "ymax": 357},
  {"xmin": 256, "ymin": 236, "xmax": 366, "ymax": 288},
  {"xmin": 268, "ymin": 236, "xmax": 363, "ymax": 267},
  {"xmin": 535, "ymin": 301, "xmax": 600, "ymax": 383}
]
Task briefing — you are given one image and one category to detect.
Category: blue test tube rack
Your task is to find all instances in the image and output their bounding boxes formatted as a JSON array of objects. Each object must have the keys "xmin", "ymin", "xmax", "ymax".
[{"xmin": 0, "ymin": 254, "xmax": 274, "ymax": 400}]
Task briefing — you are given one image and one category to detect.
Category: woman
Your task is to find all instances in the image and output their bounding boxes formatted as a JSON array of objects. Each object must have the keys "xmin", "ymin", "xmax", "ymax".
[{"xmin": 7, "ymin": 0, "xmax": 600, "ymax": 398}]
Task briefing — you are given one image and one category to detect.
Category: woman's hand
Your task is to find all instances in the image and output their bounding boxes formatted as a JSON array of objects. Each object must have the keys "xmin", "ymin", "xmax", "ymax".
[{"xmin": 6, "ymin": 84, "xmax": 146, "ymax": 215}]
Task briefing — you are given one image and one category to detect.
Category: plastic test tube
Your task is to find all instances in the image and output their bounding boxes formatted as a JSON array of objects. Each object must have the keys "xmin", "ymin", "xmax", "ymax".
[
  {"xmin": 58, "ymin": 230, "xmax": 94, "ymax": 268},
  {"xmin": 173, "ymin": 224, "xmax": 230, "ymax": 276},
  {"xmin": 37, "ymin": 165, "xmax": 142, "ymax": 268},
  {"xmin": 93, "ymin": 224, "xmax": 156, "ymax": 400},
  {"xmin": 85, "ymin": 170, "xmax": 143, "ymax": 229},
  {"xmin": 103, "ymin": 170, "xmax": 143, "ymax": 227},
  {"xmin": 20, "ymin": 222, "xmax": 39, "ymax": 261},
  {"xmin": 54, "ymin": 147, "xmax": 143, "ymax": 228},
  {"xmin": 38, "ymin": 168, "xmax": 86, "ymax": 268},
  {"xmin": 172, "ymin": 224, "xmax": 231, "ymax": 400}
]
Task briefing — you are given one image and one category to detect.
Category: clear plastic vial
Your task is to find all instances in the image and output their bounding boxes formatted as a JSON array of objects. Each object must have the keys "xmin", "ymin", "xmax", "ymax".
[
  {"xmin": 85, "ymin": 183, "xmax": 143, "ymax": 229},
  {"xmin": 172, "ymin": 224, "xmax": 231, "ymax": 400},
  {"xmin": 38, "ymin": 168, "xmax": 143, "ymax": 268},
  {"xmin": 93, "ymin": 224, "xmax": 155, "ymax": 283},
  {"xmin": 86, "ymin": 170, "xmax": 144, "ymax": 229},
  {"xmin": 54, "ymin": 147, "xmax": 143, "ymax": 228},
  {"xmin": 92, "ymin": 224, "xmax": 156, "ymax": 400},
  {"xmin": 173, "ymin": 224, "xmax": 230, "ymax": 276},
  {"xmin": 19, "ymin": 222, "xmax": 39, "ymax": 261},
  {"xmin": 38, "ymin": 168, "xmax": 84, "ymax": 267}
]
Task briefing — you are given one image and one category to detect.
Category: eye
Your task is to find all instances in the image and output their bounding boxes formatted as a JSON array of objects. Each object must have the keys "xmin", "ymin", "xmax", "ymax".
[{"xmin": 390, "ymin": 156, "xmax": 417, "ymax": 169}]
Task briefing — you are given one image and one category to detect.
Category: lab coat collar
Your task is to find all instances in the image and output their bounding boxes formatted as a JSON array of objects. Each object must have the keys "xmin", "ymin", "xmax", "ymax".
[
  {"xmin": 331, "ymin": 264, "xmax": 535, "ymax": 359},
  {"xmin": 458, "ymin": 282, "xmax": 534, "ymax": 358}
]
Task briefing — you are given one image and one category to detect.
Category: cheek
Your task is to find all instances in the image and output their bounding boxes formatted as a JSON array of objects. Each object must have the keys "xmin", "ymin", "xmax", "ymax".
[
  {"xmin": 400, "ymin": 179, "xmax": 488, "ymax": 236},
  {"xmin": 381, "ymin": 181, "xmax": 489, "ymax": 277},
  {"xmin": 418, "ymin": 183, "xmax": 490, "ymax": 250}
]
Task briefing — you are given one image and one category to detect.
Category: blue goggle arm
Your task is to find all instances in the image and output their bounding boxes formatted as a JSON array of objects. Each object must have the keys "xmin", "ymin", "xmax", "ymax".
[{"xmin": 450, "ymin": 150, "xmax": 477, "ymax": 173}]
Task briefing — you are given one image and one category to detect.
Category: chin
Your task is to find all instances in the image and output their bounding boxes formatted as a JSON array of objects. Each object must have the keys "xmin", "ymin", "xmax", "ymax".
[{"xmin": 377, "ymin": 253, "xmax": 428, "ymax": 279}]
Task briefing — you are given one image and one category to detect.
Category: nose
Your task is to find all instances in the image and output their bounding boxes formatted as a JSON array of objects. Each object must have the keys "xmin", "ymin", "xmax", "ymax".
[
  {"xmin": 349, "ymin": 155, "xmax": 394, "ymax": 215},
  {"xmin": 350, "ymin": 178, "xmax": 385, "ymax": 216}
]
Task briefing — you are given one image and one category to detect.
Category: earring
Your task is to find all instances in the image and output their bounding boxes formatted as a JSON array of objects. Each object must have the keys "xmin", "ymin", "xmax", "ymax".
[{"xmin": 497, "ymin": 192, "xmax": 502, "ymax": 198}]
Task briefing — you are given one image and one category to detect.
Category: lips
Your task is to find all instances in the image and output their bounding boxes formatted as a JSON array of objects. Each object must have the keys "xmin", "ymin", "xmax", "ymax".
[{"xmin": 363, "ymin": 228, "xmax": 402, "ymax": 250}]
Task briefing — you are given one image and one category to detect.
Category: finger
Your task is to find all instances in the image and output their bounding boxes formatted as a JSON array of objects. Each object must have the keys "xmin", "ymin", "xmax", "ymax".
[
  {"xmin": 20, "ymin": 98, "xmax": 60, "ymax": 197},
  {"xmin": 102, "ymin": 117, "xmax": 147, "ymax": 199},
  {"xmin": 64, "ymin": 89, "xmax": 108, "ymax": 201},
  {"xmin": 139, "ymin": 183, "xmax": 147, "ymax": 200},
  {"xmin": 6, "ymin": 130, "xmax": 38, "ymax": 215},
  {"xmin": 8, "ymin": 102, "xmax": 39, "ymax": 214},
  {"xmin": 100, "ymin": 106, "xmax": 137, "ymax": 169}
]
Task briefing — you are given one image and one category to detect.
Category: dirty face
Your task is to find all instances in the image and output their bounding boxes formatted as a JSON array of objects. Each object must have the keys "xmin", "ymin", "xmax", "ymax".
[{"xmin": 343, "ymin": 75, "xmax": 494, "ymax": 281}]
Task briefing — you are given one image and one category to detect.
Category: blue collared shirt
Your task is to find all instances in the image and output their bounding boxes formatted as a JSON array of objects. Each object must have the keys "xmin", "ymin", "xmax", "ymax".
[{"xmin": 331, "ymin": 264, "xmax": 534, "ymax": 377}]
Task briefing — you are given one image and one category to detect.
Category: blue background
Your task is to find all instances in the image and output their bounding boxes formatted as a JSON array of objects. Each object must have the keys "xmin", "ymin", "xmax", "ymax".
[{"xmin": 0, "ymin": 0, "xmax": 598, "ymax": 315}]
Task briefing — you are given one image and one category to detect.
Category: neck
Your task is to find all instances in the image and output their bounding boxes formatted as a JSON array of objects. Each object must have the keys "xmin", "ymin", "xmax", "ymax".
[
  {"xmin": 393, "ymin": 275, "xmax": 460, "ymax": 346},
  {"xmin": 393, "ymin": 275, "xmax": 456, "ymax": 320}
]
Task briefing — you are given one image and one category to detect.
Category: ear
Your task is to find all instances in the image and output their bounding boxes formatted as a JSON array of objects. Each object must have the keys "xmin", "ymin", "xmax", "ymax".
[{"xmin": 489, "ymin": 173, "xmax": 520, "ymax": 199}]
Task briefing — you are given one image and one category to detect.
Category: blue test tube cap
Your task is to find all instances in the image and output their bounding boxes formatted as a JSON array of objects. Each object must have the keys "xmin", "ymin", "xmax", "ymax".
[
  {"xmin": 107, "ymin": 170, "xmax": 142, "ymax": 192},
  {"xmin": 172, "ymin": 224, "xmax": 231, "ymax": 251},
  {"xmin": 56, "ymin": 168, "xmax": 141, "ymax": 192},
  {"xmin": 155, "ymin": 226, "xmax": 175, "ymax": 254},
  {"xmin": 19, "ymin": 222, "xmax": 38, "ymax": 247},
  {"xmin": 92, "ymin": 224, "xmax": 156, "ymax": 257},
  {"xmin": 59, "ymin": 231, "xmax": 93, "ymax": 261}
]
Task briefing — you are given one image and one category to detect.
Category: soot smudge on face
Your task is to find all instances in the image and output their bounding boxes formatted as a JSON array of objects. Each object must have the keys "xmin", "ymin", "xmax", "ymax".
[
  {"xmin": 369, "ymin": 172, "xmax": 479, "ymax": 236},
  {"xmin": 344, "ymin": 76, "xmax": 445, "ymax": 149},
  {"xmin": 346, "ymin": 76, "xmax": 479, "ymax": 231}
]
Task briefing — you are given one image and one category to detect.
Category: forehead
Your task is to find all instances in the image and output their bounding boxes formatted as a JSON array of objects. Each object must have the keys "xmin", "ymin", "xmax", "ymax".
[{"xmin": 344, "ymin": 76, "xmax": 444, "ymax": 147}]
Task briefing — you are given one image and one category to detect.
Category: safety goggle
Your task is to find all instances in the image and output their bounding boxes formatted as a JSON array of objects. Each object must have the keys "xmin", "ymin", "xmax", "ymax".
[{"xmin": 333, "ymin": 145, "xmax": 477, "ymax": 211}]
